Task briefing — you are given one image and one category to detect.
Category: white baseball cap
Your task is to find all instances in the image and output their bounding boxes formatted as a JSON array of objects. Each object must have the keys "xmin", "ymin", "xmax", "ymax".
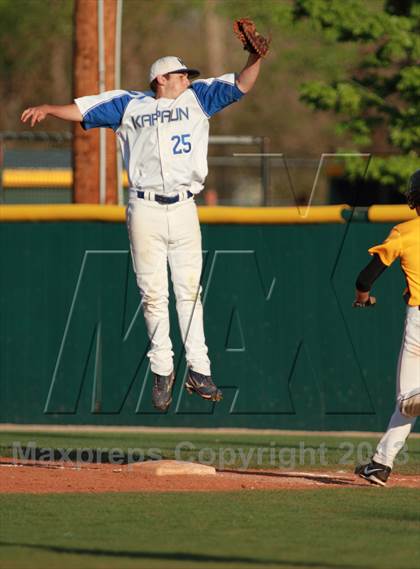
[{"xmin": 149, "ymin": 56, "xmax": 200, "ymax": 84}]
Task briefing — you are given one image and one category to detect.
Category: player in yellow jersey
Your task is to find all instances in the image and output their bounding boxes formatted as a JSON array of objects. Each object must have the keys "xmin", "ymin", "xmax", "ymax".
[{"xmin": 353, "ymin": 170, "xmax": 420, "ymax": 486}]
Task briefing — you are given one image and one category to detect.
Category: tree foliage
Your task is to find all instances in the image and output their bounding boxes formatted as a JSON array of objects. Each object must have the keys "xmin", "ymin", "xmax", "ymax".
[
  {"xmin": 0, "ymin": 0, "xmax": 73, "ymax": 123},
  {"xmin": 293, "ymin": 0, "xmax": 420, "ymax": 192}
]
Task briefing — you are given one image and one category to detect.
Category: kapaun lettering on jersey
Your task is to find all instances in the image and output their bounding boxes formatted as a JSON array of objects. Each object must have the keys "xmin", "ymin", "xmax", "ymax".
[{"xmin": 131, "ymin": 107, "xmax": 189, "ymax": 129}]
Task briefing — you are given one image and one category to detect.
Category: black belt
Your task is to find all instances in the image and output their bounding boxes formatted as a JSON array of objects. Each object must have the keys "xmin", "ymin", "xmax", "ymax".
[{"xmin": 137, "ymin": 191, "xmax": 193, "ymax": 204}]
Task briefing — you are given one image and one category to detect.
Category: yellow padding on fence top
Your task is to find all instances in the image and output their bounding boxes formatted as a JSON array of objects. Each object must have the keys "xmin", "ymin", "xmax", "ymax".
[
  {"xmin": 368, "ymin": 205, "xmax": 417, "ymax": 223},
  {"xmin": 0, "ymin": 204, "xmax": 349, "ymax": 224},
  {"xmin": 3, "ymin": 169, "xmax": 72, "ymax": 188},
  {"xmin": 0, "ymin": 205, "xmax": 125, "ymax": 222},
  {"xmin": 1, "ymin": 204, "xmax": 413, "ymax": 223},
  {"xmin": 198, "ymin": 205, "xmax": 348, "ymax": 223},
  {"xmin": 0, "ymin": 204, "xmax": 346, "ymax": 224},
  {"xmin": 2, "ymin": 169, "xmax": 129, "ymax": 188}
]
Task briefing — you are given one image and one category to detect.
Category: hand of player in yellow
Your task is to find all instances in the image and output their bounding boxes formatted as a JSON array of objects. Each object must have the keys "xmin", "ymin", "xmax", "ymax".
[{"xmin": 352, "ymin": 295, "xmax": 376, "ymax": 308}]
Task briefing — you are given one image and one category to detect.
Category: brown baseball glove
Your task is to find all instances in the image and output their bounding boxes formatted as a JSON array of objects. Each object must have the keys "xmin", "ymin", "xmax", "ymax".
[{"xmin": 233, "ymin": 18, "xmax": 270, "ymax": 57}]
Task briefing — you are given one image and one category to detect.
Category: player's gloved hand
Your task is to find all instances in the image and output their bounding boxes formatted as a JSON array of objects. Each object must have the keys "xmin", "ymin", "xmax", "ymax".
[
  {"xmin": 352, "ymin": 296, "xmax": 376, "ymax": 308},
  {"xmin": 233, "ymin": 18, "xmax": 270, "ymax": 57}
]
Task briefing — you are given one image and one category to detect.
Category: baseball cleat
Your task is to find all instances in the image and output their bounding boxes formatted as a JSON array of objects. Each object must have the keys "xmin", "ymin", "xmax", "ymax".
[
  {"xmin": 185, "ymin": 369, "xmax": 223, "ymax": 402},
  {"xmin": 355, "ymin": 460, "xmax": 391, "ymax": 486},
  {"xmin": 152, "ymin": 371, "xmax": 175, "ymax": 411}
]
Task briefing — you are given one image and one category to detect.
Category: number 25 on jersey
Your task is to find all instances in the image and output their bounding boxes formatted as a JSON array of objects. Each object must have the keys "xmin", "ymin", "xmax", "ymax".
[{"xmin": 171, "ymin": 134, "xmax": 191, "ymax": 155}]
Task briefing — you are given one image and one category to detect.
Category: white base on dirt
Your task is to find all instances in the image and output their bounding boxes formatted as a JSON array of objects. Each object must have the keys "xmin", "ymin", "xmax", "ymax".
[{"xmin": 133, "ymin": 460, "xmax": 216, "ymax": 476}]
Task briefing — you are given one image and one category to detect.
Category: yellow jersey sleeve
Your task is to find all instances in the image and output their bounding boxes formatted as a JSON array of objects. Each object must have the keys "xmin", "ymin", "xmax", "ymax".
[{"xmin": 368, "ymin": 227, "xmax": 402, "ymax": 266}]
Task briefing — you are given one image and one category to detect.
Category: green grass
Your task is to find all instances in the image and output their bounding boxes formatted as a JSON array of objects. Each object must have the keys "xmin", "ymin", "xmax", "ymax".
[
  {"xmin": 0, "ymin": 490, "xmax": 419, "ymax": 569},
  {"xmin": 1, "ymin": 430, "xmax": 419, "ymax": 569},
  {"xmin": 1, "ymin": 430, "xmax": 420, "ymax": 474}
]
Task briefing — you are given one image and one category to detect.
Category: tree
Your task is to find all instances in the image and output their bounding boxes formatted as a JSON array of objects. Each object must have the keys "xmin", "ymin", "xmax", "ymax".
[
  {"xmin": 0, "ymin": 0, "xmax": 73, "ymax": 127},
  {"xmin": 293, "ymin": 0, "xmax": 420, "ymax": 193}
]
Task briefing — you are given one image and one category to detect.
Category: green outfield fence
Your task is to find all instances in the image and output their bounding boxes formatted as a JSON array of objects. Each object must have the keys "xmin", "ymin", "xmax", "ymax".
[{"xmin": 0, "ymin": 204, "xmax": 417, "ymax": 431}]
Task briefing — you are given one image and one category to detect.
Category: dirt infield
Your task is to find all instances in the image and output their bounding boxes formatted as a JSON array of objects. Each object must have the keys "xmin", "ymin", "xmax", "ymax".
[{"xmin": 1, "ymin": 459, "xmax": 419, "ymax": 493}]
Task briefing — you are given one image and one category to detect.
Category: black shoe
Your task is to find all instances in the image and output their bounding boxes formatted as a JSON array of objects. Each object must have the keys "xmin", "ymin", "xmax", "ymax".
[
  {"xmin": 355, "ymin": 460, "xmax": 391, "ymax": 487},
  {"xmin": 185, "ymin": 369, "xmax": 223, "ymax": 402},
  {"xmin": 152, "ymin": 371, "xmax": 175, "ymax": 411}
]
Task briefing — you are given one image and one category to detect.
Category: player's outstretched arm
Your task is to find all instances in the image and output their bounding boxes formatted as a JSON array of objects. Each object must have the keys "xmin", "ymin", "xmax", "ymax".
[
  {"xmin": 236, "ymin": 53, "xmax": 262, "ymax": 94},
  {"xmin": 21, "ymin": 104, "xmax": 83, "ymax": 127}
]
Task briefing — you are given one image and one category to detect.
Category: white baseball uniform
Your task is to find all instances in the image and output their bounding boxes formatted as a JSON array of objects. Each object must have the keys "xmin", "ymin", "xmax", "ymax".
[{"xmin": 75, "ymin": 74, "xmax": 244, "ymax": 375}]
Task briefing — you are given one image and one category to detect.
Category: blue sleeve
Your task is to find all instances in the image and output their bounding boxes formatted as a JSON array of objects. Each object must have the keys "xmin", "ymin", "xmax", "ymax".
[
  {"xmin": 190, "ymin": 75, "xmax": 244, "ymax": 117},
  {"xmin": 77, "ymin": 92, "xmax": 135, "ymax": 131}
]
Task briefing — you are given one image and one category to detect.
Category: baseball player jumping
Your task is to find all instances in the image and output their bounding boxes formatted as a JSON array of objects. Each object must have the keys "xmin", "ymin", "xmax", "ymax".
[
  {"xmin": 353, "ymin": 171, "xmax": 420, "ymax": 486},
  {"xmin": 21, "ymin": 20, "xmax": 269, "ymax": 412}
]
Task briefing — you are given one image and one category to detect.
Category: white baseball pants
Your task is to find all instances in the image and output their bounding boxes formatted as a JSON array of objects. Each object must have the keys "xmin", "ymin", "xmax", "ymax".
[
  {"xmin": 373, "ymin": 306, "xmax": 420, "ymax": 468},
  {"xmin": 126, "ymin": 195, "xmax": 211, "ymax": 377}
]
